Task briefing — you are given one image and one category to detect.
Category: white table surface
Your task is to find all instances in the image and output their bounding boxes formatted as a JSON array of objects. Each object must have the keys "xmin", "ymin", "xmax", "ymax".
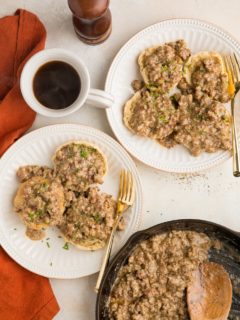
[{"xmin": 1, "ymin": 0, "xmax": 240, "ymax": 319}]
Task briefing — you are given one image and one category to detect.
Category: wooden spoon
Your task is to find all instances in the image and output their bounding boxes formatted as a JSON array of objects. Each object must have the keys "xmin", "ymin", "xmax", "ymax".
[{"xmin": 187, "ymin": 262, "xmax": 232, "ymax": 320}]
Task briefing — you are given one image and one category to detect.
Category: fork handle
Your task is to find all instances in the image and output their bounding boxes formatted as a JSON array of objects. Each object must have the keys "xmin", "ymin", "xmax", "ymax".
[
  {"xmin": 231, "ymin": 100, "xmax": 240, "ymax": 177},
  {"xmin": 95, "ymin": 214, "xmax": 122, "ymax": 292}
]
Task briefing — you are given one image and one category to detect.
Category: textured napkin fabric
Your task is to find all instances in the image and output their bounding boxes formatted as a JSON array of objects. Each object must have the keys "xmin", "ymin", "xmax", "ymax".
[
  {"xmin": 0, "ymin": 9, "xmax": 45, "ymax": 155},
  {"xmin": 0, "ymin": 249, "xmax": 60, "ymax": 320},
  {"xmin": 0, "ymin": 9, "xmax": 60, "ymax": 320}
]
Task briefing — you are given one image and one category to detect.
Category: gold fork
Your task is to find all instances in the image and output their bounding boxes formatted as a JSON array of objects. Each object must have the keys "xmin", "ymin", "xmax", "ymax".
[
  {"xmin": 223, "ymin": 53, "xmax": 240, "ymax": 177},
  {"xmin": 95, "ymin": 169, "xmax": 135, "ymax": 292}
]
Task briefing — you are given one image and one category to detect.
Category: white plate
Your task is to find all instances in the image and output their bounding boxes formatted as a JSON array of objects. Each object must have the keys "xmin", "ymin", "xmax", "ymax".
[
  {"xmin": 0, "ymin": 124, "xmax": 142, "ymax": 279},
  {"xmin": 105, "ymin": 19, "xmax": 240, "ymax": 172}
]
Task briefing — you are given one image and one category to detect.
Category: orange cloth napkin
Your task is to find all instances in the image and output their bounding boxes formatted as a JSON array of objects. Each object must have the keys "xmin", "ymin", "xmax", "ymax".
[
  {"xmin": 0, "ymin": 9, "xmax": 45, "ymax": 155},
  {"xmin": 0, "ymin": 9, "xmax": 60, "ymax": 320}
]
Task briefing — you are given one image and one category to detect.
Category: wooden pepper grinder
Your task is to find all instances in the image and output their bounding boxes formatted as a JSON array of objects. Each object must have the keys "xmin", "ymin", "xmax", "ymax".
[{"xmin": 68, "ymin": 0, "xmax": 112, "ymax": 45}]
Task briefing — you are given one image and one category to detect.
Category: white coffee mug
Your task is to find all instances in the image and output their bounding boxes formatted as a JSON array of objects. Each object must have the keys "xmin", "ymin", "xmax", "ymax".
[{"xmin": 20, "ymin": 48, "xmax": 114, "ymax": 117}]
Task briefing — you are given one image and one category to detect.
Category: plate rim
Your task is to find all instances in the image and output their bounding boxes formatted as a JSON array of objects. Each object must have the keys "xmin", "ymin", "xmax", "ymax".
[
  {"xmin": 0, "ymin": 123, "xmax": 143, "ymax": 279},
  {"xmin": 105, "ymin": 18, "xmax": 240, "ymax": 173}
]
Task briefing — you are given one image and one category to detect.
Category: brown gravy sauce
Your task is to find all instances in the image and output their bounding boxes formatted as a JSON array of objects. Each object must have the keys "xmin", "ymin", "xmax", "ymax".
[{"xmin": 26, "ymin": 227, "xmax": 45, "ymax": 240}]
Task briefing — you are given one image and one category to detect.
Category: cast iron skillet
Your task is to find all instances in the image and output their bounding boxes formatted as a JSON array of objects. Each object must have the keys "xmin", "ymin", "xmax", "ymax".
[{"xmin": 96, "ymin": 219, "xmax": 240, "ymax": 319}]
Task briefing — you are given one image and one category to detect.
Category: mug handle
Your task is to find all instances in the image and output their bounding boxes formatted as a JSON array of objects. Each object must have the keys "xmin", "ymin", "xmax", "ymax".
[{"xmin": 86, "ymin": 89, "xmax": 114, "ymax": 109}]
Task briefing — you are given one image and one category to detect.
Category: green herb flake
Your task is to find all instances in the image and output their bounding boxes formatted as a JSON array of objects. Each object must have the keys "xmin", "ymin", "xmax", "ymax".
[
  {"xmin": 195, "ymin": 114, "xmax": 204, "ymax": 121},
  {"xmin": 28, "ymin": 209, "xmax": 44, "ymax": 222},
  {"xmin": 28, "ymin": 212, "xmax": 35, "ymax": 222},
  {"xmin": 74, "ymin": 222, "xmax": 82, "ymax": 229},
  {"xmin": 80, "ymin": 149, "xmax": 88, "ymax": 158},
  {"xmin": 40, "ymin": 182, "xmax": 48, "ymax": 190},
  {"xmin": 150, "ymin": 91, "xmax": 160, "ymax": 99},
  {"xmin": 158, "ymin": 114, "xmax": 168, "ymax": 123},
  {"xmin": 148, "ymin": 82, "xmax": 159, "ymax": 87},
  {"xmin": 35, "ymin": 209, "xmax": 44, "ymax": 217},
  {"xmin": 222, "ymin": 115, "xmax": 230, "ymax": 123},
  {"xmin": 63, "ymin": 242, "xmax": 69, "ymax": 250},
  {"xmin": 50, "ymin": 262, "xmax": 53, "ymax": 266},
  {"xmin": 72, "ymin": 232, "xmax": 78, "ymax": 240},
  {"xmin": 13, "ymin": 228, "xmax": 17, "ymax": 231},
  {"xmin": 93, "ymin": 213, "xmax": 102, "ymax": 224},
  {"xmin": 46, "ymin": 242, "xmax": 50, "ymax": 248},
  {"xmin": 161, "ymin": 64, "xmax": 169, "ymax": 72},
  {"xmin": 35, "ymin": 183, "xmax": 48, "ymax": 194}
]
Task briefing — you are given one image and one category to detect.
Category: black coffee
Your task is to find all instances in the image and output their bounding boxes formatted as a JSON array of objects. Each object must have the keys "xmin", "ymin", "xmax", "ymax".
[{"xmin": 33, "ymin": 61, "xmax": 81, "ymax": 109}]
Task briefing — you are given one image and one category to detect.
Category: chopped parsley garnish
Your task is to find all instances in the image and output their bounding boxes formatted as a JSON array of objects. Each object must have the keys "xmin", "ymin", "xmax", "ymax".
[
  {"xmin": 46, "ymin": 242, "xmax": 50, "ymax": 248},
  {"xmin": 161, "ymin": 64, "xmax": 169, "ymax": 72},
  {"xmin": 74, "ymin": 222, "xmax": 82, "ymax": 229},
  {"xmin": 35, "ymin": 183, "xmax": 48, "ymax": 195},
  {"xmin": 63, "ymin": 242, "xmax": 69, "ymax": 250},
  {"xmin": 28, "ymin": 209, "xmax": 44, "ymax": 222},
  {"xmin": 40, "ymin": 182, "xmax": 48, "ymax": 190},
  {"xmin": 36, "ymin": 209, "xmax": 44, "ymax": 217},
  {"xmin": 146, "ymin": 85, "xmax": 160, "ymax": 92},
  {"xmin": 89, "ymin": 147, "xmax": 97, "ymax": 153},
  {"xmin": 195, "ymin": 114, "xmax": 204, "ymax": 121},
  {"xmin": 80, "ymin": 149, "xmax": 88, "ymax": 158},
  {"xmin": 72, "ymin": 232, "xmax": 78, "ymax": 240},
  {"xmin": 13, "ymin": 228, "xmax": 17, "ymax": 231},
  {"xmin": 93, "ymin": 213, "xmax": 102, "ymax": 224},
  {"xmin": 170, "ymin": 95, "xmax": 178, "ymax": 102},
  {"xmin": 150, "ymin": 91, "xmax": 160, "ymax": 99},
  {"xmin": 28, "ymin": 212, "xmax": 35, "ymax": 222},
  {"xmin": 222, "ymin": 115, "xmax": 230, "ymax": 123},
  {"xmin": 50, "ymin": 262, "xmax": 53, "ymax": 266},
  {"xmin": 148, "ymin": 82, "xmax": 159, "ymax": 88},
  {"xmin": 159, "ymin": 114, "xmax": 168, "ymax": 123}
]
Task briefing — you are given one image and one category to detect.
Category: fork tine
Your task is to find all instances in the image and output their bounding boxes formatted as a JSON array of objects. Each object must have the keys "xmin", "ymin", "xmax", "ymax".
[
  {"xmin": 223, "ymin": 55, "xmax": 235, "ymax": 96},
  {"xmin": 129, "ymin": 172, "xmax": 135, "ymax": 203},
  {"xmin": 119, "ymin": 170, "xmax": 135, "ymax": 205},
  {"xmin": 127, "ymin": 171, "xmax": 133, "ymax": 203},
  {"xmin": 223, "ymin": 55, "xmax": 232, "ymax": 81},
  {"xmin": 127, "ymin": 172, "xmax": 134, "ymax": 204},
  {"xmin": 123, "ymin": 170, "xmax": 129, "ymax": 203},
  {"xmin": 125, "ymin": 171, "xmax": 130, "ymax": 202},
  {"xmin": 233, "ymin": 53, "xmax": 240, "ymax": 71},
  {"xmin": 232, "ymin": 53, "xmax": 240, "ymax": 82},
  {"xmin": 118, "ymin": 170, "xmax": 124, "ymax": 199},
  {"xmin": 127, "ymin": 172, "xmax": 132, "ymax": 203},
  {"xmin": 122, "ymin": 170, "xmax": 127, "ymax": 201},
  {"xmin": 229, "ymin": 55, "xmax": 238, "ymax": 83},
  {"xmin": 223, "ymin": 55, "xmax": 227, "ymax": 70},
  {"xmin": 227, "ymin": 55, "xmax": 236, "ymax": 82}
]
